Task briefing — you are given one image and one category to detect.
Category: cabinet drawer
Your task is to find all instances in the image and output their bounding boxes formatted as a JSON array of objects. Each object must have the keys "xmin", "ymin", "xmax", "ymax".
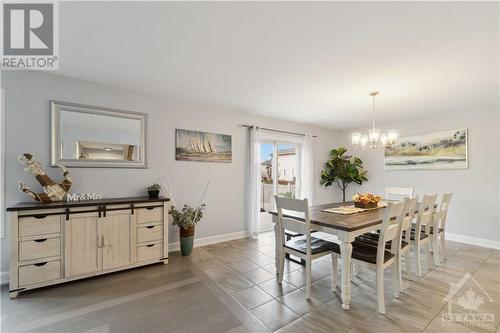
[
  {"xmin": 19, "ymin": 215, "xmax": 61, "ymax": 237},
  {"xmin": 18, "ymin": 260, "xmax": 61, "ymax": 286},
  {"xmin": 137, "ymin": 242, "xmax": 162, "ymax": 262},
  {"xmin": 138, "ymin": 224, "xmax": 163, "ymax": 243},
  {"xmin": 19, "ymin": 237, "xmax": 61, "ymax": 262},
  {"xmin": 137, "ymin": 207, "xmax": 163, "ymax": 223}
]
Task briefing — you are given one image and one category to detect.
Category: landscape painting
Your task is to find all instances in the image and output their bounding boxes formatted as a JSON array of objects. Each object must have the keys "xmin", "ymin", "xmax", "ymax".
[
  {"xmin": 176, "ymin": 129, "xmax": 232, "ymax": 163},
  {"xmin": 384, "ymin": 129, "xmax": 468, "ymax": 170}
]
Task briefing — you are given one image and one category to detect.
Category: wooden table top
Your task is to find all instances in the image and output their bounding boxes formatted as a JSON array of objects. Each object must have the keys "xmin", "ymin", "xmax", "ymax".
[{"xmin": 269, "ymin": 201, "xmax": 429, "ymax": 232}]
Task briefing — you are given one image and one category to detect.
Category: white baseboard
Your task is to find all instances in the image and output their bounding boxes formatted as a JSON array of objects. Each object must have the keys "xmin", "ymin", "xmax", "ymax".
[
  {"xmin": 446, "ymin": 232, "xmax": 500, "ymax": 250},
  {"xmin": 168, "ymin": 230, "xmax": 249, "ymax": 253}
]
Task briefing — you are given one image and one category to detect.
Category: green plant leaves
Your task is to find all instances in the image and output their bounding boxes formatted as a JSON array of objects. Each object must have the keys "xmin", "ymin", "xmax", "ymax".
[
  {"xmin": 169, "ymin": 203, "xmax": 206, "ymax": 230},
  {"xmin": 320, "ymin": 146, "xmax": 368, "ymax": 192}
]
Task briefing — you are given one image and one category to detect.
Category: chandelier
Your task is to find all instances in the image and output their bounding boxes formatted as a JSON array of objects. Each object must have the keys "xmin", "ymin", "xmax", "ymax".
[{"xmin": 351, "ymin": 91, "xmax": 398, "ymax": 149}]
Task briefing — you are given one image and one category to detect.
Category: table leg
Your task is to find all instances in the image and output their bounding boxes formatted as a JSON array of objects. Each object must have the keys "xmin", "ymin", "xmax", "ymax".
[{"xmin": 340, "ymin": 241, "xmax": 353, "ymax": 310}]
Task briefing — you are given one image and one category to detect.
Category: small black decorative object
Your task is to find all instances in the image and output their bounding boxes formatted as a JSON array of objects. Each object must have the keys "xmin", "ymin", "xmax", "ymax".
[{"xmin": 147, "ymin": 184, "xmax": 161, "ymax": 199}]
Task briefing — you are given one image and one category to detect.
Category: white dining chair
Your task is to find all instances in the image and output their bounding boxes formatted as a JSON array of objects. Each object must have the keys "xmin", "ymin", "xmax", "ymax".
[
  {"xmin": 332, "ymin": 200, "xmax": 408, "ymax": 314},
  {"xmin": 431, "ymin": 192, "xmax": 452, "ymax": 264},
  {"xmin": 386, "ymin": 187, "xmax": 414, "ymax": 201},
  {"xmin": 274, "ymin": 196, "xmax": 339, "ymax": 299},
  {"xmin": 354, "ymin": 196, "xmax": 417, "ymax": 288},
  {"xmin": 411, "ymin": 193, "xmax": 438, "ymax": 276}
]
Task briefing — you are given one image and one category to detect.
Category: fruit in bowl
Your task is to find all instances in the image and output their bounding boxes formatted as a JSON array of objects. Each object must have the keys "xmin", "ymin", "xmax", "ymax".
[{"xmin": 353, "ymin": 193, "xmax": 381, "ymax": 209}]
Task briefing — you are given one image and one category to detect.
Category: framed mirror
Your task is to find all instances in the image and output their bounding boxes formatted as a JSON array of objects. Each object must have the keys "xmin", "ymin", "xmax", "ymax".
[{"xmin": 51, "ymin": 101, "xmax": 147, "ymax": 168}]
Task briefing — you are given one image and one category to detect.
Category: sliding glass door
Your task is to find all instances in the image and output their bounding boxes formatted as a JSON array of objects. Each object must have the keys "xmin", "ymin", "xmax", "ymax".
[{"xmin": 259, "ymin": 141, "xmax": 300, "ymax": 232}]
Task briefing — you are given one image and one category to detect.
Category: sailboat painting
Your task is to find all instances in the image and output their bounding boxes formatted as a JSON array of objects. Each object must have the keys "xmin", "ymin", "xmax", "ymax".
[{"xmin": 175, "ymin": 129, "xmax": 232, "ymax": 163}]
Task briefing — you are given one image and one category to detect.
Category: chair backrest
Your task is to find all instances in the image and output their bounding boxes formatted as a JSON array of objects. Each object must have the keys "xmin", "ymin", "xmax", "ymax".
[
  {"xmin": 378, "ymin": 200, "xmax": 407, "ymax": 261},
  {"xmin": 435, "ymin": 192, "xmax": 453, "ymax": 230},
  {"xmin": 386, "ymin": 187, "xmax": 414, "ymax": 201},
  {"xmin": 399, "ymin": 197, "xmax": 418, "ymax": 250},
  {"xmin": 274, "ymin": 196, "xmax": 311, "ymax": 254},
  {"xmin": 414, "ymin": 193, "xmax": 438, "ymax": 237}
]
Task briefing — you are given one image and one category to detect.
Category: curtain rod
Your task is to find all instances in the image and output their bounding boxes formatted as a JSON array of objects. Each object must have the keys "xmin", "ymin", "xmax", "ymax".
[{"xmin": 239, "ymin": 123, "xmax": 318, "ymax": 138}]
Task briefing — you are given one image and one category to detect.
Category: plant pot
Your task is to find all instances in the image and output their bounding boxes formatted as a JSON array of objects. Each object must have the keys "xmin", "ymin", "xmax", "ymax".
[
  {"xmin": 179, "ymin": 225, "xmax": 195, "ymax": 256},
  {"xmin": 148, "ymin": 189, "xmax": 159, "ymax": 199},
  {"xmin": 354, "ymin": 201, "xmax": 378, "ymax": 209}
]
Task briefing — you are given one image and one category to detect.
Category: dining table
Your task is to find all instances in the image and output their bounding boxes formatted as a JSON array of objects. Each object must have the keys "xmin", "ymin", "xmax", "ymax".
[{"xmin": 269, "ymin": 201, "xmax": 436, "ymax": 311}]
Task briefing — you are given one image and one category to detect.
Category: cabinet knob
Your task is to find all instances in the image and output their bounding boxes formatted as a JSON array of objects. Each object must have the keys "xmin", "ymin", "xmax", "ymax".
[{"xmin": 34, "ymin": 238, "xmax": 47, "ymax": 243}]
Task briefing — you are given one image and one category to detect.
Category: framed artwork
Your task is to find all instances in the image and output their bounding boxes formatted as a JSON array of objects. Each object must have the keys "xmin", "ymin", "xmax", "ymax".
[
  {"xmin": 175, "ymin": 129, "xmax": 232, "ymax": 163},
  {"xmin": 384, "ymin": 129, "xmax": 468, "ymax": 170}
]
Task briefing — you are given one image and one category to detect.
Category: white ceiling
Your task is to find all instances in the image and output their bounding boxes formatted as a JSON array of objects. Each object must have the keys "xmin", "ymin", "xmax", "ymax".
[{"xmin": 58, "ymin": 2, "xmax": 499, "ymax": 130}]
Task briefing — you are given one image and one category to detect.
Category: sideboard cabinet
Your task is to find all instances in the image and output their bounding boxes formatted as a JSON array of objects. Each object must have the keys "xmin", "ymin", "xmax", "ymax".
[{"xmin": 7, "ymin": 197, "xmax": 170, "ymax": 298}]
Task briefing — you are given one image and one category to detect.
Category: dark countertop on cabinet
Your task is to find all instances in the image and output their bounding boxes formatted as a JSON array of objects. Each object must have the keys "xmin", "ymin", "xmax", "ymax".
[{"xmin": 7, "ymin": 196, "xmax": 170, "ymax": 211}]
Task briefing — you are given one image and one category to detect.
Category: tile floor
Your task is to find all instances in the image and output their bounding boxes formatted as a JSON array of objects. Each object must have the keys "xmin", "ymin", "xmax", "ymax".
[{"xmin": 2, "ymin": 232, "xmax": 499, "ymax": 333}]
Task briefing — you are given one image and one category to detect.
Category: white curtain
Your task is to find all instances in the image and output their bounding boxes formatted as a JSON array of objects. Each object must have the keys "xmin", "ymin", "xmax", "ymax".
[
  {"xmin": 300, "ymin": 134, "xmax": 314, "ymax": 203},
  {"xmin": 248, "ymin": 127, "xmax": 261, "ymax": 238}
]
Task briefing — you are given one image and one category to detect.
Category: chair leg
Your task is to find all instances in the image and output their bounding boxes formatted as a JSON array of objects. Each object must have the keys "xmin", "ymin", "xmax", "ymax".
[
  {"xmin": 440, "ymin": 232, "xmax": 446, "ymax": 261},
  {"xmin": 331, "ymin": 253, "xmax": 338, "ymax": 293},
  {"xmin": 426, "ymin": 241, "xmax": 434, "ymax": 272},
  {"xmin": 376, "ymin": 266, "xmax": 385, "ymax": 314},
  {"xmin": 433, "ymin": 232, "xmax": 440, "ymax": 266},
  {"xmin": 277, "ymin": 250, "xmax": 285, "ymax": 283},
  {"xmin": 395, "ymin": 252, "xmax": 403, "ymax": 294},
  {"xmin": 415, "ymin": 242, "xmax": 422, "ymax": 277},
  {"xmin": 392, "ymin": 258, "xmax": 401, "ymax": 298},
  {"xmin": 404, "ymin": 250, "xmax": 413, "ymax": 282},
  {"xmin": 305, "ymin": 258, "xmax": 312, "ymax": 299}
]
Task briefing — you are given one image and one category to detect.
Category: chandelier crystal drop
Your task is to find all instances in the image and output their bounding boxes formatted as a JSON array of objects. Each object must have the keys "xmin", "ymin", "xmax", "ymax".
[{"xmin": 351, "ymin": 91, "xmax": 398, "ymax": 149}]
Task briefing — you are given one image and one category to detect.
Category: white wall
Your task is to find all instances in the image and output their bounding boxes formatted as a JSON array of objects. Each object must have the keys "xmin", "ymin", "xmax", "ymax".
[
  {"xmin": 0, "ymin": 71, "xmax": 342, "ymax": 273},
  {"xmin": 339, "ymin": 108, "xmax": 499, "ymax": 246}
]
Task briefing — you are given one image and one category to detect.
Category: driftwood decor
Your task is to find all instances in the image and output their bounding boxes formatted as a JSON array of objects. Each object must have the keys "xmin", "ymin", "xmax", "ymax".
[{"xmin": 18, "ymin": 153, "xmax": 72, "ymax": 202}]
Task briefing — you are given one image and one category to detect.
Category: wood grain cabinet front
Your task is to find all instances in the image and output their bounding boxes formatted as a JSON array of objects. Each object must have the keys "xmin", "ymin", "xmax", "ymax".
[
  {"xmin": 19, "ymin": 237, "xmax": 61, "ymax": 262},
  {"xmin": 18, "ymin": 260, "xmax": 61, "ymax": 287},
  {"xmin": 8, "ymin": 197, "xmax": 170, "ymax": 298},
  {"xmin": 19, "ymin": 215, "xmax": 61, "ymax": 237},
  {"xmin": 65, "ymin": 212, "xmax": 101, "ymax": 278}
]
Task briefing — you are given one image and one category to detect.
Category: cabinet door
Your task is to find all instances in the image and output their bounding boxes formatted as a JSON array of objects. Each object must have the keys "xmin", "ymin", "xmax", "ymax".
[
  {"xmin": 65, "ymin": 212, "xmax": 101, "ymax": 277},
  {"xmin": 101, "ymin": 210, "xmax": 135, "ymax": 270}
]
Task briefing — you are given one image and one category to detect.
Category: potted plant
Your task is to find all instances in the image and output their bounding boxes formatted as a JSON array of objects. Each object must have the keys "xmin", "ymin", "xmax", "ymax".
[
  {"xmin": 320, "ymin": 147, "xmax": 368, "ymax": 202},
  {"xmin": 169, "ymin": 203, "xmax": 206, "ymax": 256},
  {"xmin": 147, "ymin": 184, "xmax": 161, "ymax": 199}
]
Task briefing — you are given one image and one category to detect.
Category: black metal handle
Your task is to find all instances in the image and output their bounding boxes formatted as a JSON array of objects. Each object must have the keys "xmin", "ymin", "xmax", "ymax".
[
  {"xmin": 131, "ymin": 204, "xmax": 134, "ymax": 215},
  {"xmin": 34, "ymin": 238, "xmax": 47, "ymax": 243},
  {"xmin": 146, "ymin": 244, "xmax": 155, "ymax": 247},
  {"xmin": 34, "ymin": 262, "xmax": 48, "ymax": 267},
  {"xmin": 33, "ymin": 214, "xmax": 47, "ymax": 219},
  {"xmin": 98, "ymin": 206, "xmax": 102, "ymax": 218},
  {"xmin": 146, "ymin": 207, "xmax": 155, "ymax": 210},
  {"xmin": 146, "ymin": 226, "xmax": 155, "ymax": 229},
  {"xmin": 65, "ymin": 208, "xmax": 70, "ymax": 221}
]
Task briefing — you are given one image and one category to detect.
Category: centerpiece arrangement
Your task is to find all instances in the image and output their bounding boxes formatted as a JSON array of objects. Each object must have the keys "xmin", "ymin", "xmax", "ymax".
[{"xmin": 353, "ymin": 193, "xmax": 381, "ymax": 209}]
